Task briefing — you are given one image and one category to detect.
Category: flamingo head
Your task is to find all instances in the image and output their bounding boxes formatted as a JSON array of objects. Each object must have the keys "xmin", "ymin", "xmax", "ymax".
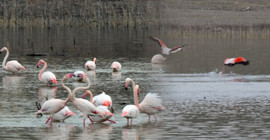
[
  {"xmin": 135, "ymin": 85, "xmax": 140, "ymax": 95},
  {"xmin": 82, "ymin": 90, "xmax": 92, "ymax": 99},
  {"xmin": 37, "ymin": 60, "xmax": 45, "ymax": 68},
  {"xmin": 93, "ymin": 58, "xmax": 97, "ymax": 64},
  {"xmin": 125, "ymin": 78, "xmax": 132, "ymax": 90},
  {"xmin": 102, "ymin": 100, "xmax": 111, "ymax": 107},
  {"xmin": 0, "ymin": 47, "xmax": 7, "ymax": 53},
  {"xmin": 65, "ymin": 73, "xmax": 75, "ymax": 79}
]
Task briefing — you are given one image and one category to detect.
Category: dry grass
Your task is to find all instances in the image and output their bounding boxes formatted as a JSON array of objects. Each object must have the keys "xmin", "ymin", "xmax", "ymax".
[{"xmin": 0, "ymin": 0, "xmax": 270, "ymax": 39}]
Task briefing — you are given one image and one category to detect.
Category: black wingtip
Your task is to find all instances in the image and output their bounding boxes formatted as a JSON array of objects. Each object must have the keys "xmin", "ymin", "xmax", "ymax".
[{"xmin": 125, "ymin": 87, "xmax": 128, "ymax": 90}]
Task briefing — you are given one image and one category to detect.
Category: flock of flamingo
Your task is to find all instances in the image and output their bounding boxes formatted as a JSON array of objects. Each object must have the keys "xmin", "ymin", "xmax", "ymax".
[{"xmin": 0, "ymin": 37, "xmax": 249, "ymax": 126}]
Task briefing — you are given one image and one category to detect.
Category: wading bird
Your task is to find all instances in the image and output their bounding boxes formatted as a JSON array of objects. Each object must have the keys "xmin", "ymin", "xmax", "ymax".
[
  {"xmin": 83, "ymin": 90, "xmax": 115, "ymax": 123},
  {"xmin": 70, "ymin": 73, "xmax": 102, "ymax": 126},
  {"xmin": 125, "ymin": 78, "xmax": 164, "ymax": 122},
  {"xmin": 222, "ymin": 57, "xmax": 250, "ymax": 74},
  {"xmin": 111, "ymin": 61, "xmax": 122, "ymax": 72},
  {"xmin": 0, "ymin": 46, "xmax": 26, "ymax": 74},
  {"xmin": 37, "ymin": 59, "xmax": 57, "ymax": 86},
  {"xmin": 35, "ymin": 73, "xmax": 74, "ymax": 125},
  {"xmin": 85, "ymin": 58, "xmax": 97, "ymax": 71}
]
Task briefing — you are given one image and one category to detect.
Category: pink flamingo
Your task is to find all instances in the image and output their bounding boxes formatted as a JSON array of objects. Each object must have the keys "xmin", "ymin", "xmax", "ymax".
[
  {"xmin": 125, "ymin": 78, "xmax": 164, "ymax": 122},
  {"xmin": 111, "ymin": 61, "xmax": 122, "ymax": 72},
  {"xmin": 85, "ymin": 58, "xmax": 96, "ymax": 71},
  {"xmin": 83, "ymin": 90, "xmax": 115, "ymax": 123},
  {"xmin": 0, "ymin": 47, "xmax": 26, "ymax": 74},
  {"xmin": 222, "ymin": 57, "xmax": 250, "ymax": 74},
  {"xmin": 70, "ymin": 73, "xmax": 103, "ymax": 126},
  {"xmin": 150, "ymin": 36, "xmax": 187, "ymax": 55},
  {"xmin": 37, "ymin": 59, "xmax": 57, "ymax": 86},
  {"xmin": 89, "ymin": 91, "xmax": 114, "ymax": 113},
  {"xmin": 53, "ymin": 106, "xmax": 76, "ymax": 122},
  {"xmin": 122, "ymin": 84, "xmax": 140, "ymax": 125},
  {"xmin": 35, "ymin": 73, "xmax": 74, "ymax": 125}
]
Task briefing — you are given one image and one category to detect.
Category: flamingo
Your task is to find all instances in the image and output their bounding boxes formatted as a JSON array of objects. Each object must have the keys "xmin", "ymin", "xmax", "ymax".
[
  {"xmin": 125, "ymin": 78, "xmax": 164, "ymax": 122},
  {"xmin": 37, "ymin": 59, "xmax": 57, "ymax": 86},
  {"xmin": 111, "ymin": 61, "xmax": 122, "ymax": 72},
  {"xmin": 222, "ymin": 57, "xmax": 250, "ymax": 74},
  {"xmin": 70, "ymin": 73, "xmax": 103, "ymax": 125},
  {"xmin": 35, "ymin": 73, "xmax": 74, "ymax": 125},
  {"xmin": 85, "ymin": 58, "xmax": 96, "ymax": 71},
  {"xmin": 82, "ymin": 90, "xmax": 116, "ymax": 123},
  {"xmin": 150, "ymin": 36, "xmax": 187, "ymax": 55},
  {"xmin": 53, "ymin": 106, "xmax": 76, "ymax": 122},
  {"xmin": 0, "ymin": 46, "xmax": 26, "ymax": 74},
  {"xmin": 151, "ymin": 54, "xmax": 166, "ymax": 64},
  {"xmin": 88, "ymin": 91, "xmax": 114, "ymax": 113}
]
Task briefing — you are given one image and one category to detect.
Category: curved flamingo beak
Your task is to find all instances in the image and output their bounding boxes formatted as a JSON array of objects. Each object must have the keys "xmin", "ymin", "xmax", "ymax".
[
  {"xmin": 125, "ymin": 82, "xmax": 128, "ymax": 90},
  {"xmin": 82, "ymin": 93, "xmax": 87, "ymax": 99}
]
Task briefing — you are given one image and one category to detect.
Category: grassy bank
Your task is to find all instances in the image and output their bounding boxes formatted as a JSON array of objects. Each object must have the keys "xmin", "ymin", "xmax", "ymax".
[{"xmin": 1, "ymin": 0, "xmax": 270, "ymax": 39}]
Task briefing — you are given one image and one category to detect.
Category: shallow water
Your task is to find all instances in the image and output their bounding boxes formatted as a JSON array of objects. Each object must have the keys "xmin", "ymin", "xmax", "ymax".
[{"xmin": 0, "ymin": 27, "xmax": 270, "ymax": 139}]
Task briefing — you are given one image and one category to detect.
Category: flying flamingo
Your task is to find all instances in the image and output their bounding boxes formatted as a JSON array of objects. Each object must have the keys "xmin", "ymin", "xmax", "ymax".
[
  {"xmin": 70, "ymin": 73, "xmax": 103, "ymax": 126},
  {"xmin": 222, "ymin": 57, "xmax": 250, "ymax": 74},
  {"xmin": 85, "ymin": 58, "xmax": 97, "ymax": 71},
  {"xmin": 150, "ymin": 36, "xmax": 187, "ymax": 55},
  {"xmin": 125, "ymin": 78, "xmax": 164, "ymax": 122},
  {"xmin": 122, "ymin": 84, "xmax": 140, "ymax": 125},
  {"xmin": 35, "ymin": 73, "xmax": 74, "ymax": 125},
  {"xmin": 111, "ymin": 61, "xmax": 122, "ymax": 72},
  {"xmin": 37, "ymin": 59, "xmax": 57, "ymax": 86},
  {"xmin": 82, "ymin": 90, "xmax": 115, "ymax": 123},
  {"xmin": 0, "ymin": 46, "xmax": 26, "ymax": 74}
]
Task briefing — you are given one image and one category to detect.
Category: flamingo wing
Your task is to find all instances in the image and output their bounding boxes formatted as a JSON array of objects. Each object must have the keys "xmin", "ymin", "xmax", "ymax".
[
  {"xmin": 6, "ymin": 60, "xmax": 25, "ymax": 72},
  {"xmin": 73, "ymin": 98, "xmax": 98, "ymax": 116},
  {"xmin": 41, "ymin": 71, "xmax": 57, "ymax": 84},
  {"xmin": 38, "ymin": 99, "xmax": 65, "ymax": 115},
  {"xmin": 122, "ymin": 105, "xmax": 139, "ymax": 118}
]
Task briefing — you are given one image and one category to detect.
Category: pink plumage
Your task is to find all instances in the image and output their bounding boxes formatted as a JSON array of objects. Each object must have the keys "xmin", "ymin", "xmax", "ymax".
[
  {"xmin": 37, "ymin": 59, "xmax": 57, "ymax": 86},
  {"xmin": 1, "ymin": 47, "xmax": 26, "ymax": 73},
  {"xmin": 85, "ymin": 58, "xmax": 96, "ymax": 71}
]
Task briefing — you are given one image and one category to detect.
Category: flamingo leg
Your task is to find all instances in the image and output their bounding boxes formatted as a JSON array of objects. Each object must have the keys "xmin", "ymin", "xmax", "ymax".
[
  {"xmin": 154, "ymin": 115, "xmax": 158, "ymax": 122},
  {"xmin": 130, "ymin": 119, "xmax": 133, "ymax": 125},
  {"xmin": 228, "ymin": 67, "xmax": 232, "ymax": 74},
  {"xmin": 50, "ymin": 117, "xmax": 53, "ymax": 125},
  {"xmin": 83, "ymin": 118, "xmax": 86, "ymax": 126},
  {"xmin": 221, "ymin": 65, "xmax": 225, "ymax": 74},
  {"xmin": 148, "ymin": 115, "xmax": 151, "ymax": 122},
  {"xmin": 45, "ymin": 117, "xmax": 51, "ymax": 124},
  {"xmin": 127, "ymin": 119, "xmax": 129, "ymax": 125},
  {"xmin": 88, "ymin": 116, "xmax": 94, "ymax": 124},
  {"xmin": 107, "ymin": 119, "xmax": 116, "ymax": 124}
]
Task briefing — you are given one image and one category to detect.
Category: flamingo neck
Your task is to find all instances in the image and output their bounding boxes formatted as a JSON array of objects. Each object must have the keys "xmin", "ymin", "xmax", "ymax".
[
  {"xmin": 2, "ymin": 49, "xmax": 9, "ymax": 69},
  {"xmin": 133, "ymin": 88, "xmax": 139, "ymax": 109},
  {"xmin": 38, "ymin": 62, "xmax": 47, "ymax": 81},
  {"xmin": 89, "ymin": 92, "xmax": 93, "ymax": 103},
  {"xmin": 61, "ymin": 76, "xmax": 72, "ymax": 105},
  {"xmin": 71, "ymin": 77, "xmax": 91, "ymax": 100}
]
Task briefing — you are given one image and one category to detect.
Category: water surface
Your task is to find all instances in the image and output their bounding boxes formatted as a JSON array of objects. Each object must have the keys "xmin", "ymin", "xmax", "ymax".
[{"xmin": 0, "ymin": 27, "xmax": 270, "ymax": 139}]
